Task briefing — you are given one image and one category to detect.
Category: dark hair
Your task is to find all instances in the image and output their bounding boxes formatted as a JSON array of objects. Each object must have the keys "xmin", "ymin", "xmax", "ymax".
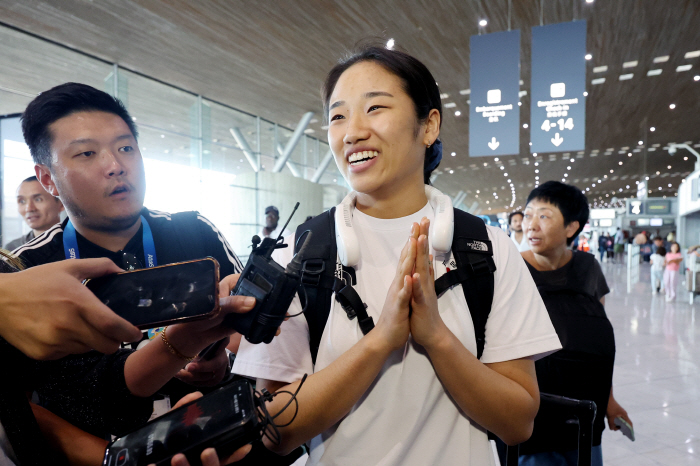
[
  {"xmin": 526, "ymin": 181, "xmax": 589, "ymax": 246},
  {"xmin": 22, "ymin": 83, "xmax": 138, "ymax": 168},
  {"xmin": 508, "ymin": 211, "xmax": 524, "ymax": 225},
  {"xmin": 670, "ymin": 241, "xmax": 680, "ymax": 252},
  {"xmin": 322, "ymin": 45, "xmax": 443, "ymax": 184},
  {"xmin": 22, "ymin": 175, "xmax": 38, "ymax": 183},
  {"xmin": 656, "ymin": 246, "xmax": 667, "ymax": 256}
]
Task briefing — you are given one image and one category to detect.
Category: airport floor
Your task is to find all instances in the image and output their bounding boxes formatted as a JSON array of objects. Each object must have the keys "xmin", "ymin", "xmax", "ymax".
[{"xmin": 598, "ymin": 257, "xmax": 699, "ymax": 465}]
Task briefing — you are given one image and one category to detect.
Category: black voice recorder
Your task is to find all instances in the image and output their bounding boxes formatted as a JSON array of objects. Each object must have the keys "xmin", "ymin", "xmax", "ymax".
[{"xmin": 224, "ymin": 203, "xmax": 312, "ymax": 344}]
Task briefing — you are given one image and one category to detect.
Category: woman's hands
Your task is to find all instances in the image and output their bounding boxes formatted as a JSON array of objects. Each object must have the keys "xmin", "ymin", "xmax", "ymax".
[
  {"xmin": 372, "ymin": 232, "xmax": 415, "ymax": 351},
  {"xmin": 408, "ymin": 218, "xmax": 449, "ymax": 350}
]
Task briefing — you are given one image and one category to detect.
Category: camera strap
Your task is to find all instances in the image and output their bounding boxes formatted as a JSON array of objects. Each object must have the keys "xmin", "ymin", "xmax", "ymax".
[{"xmin": 63, "ymin": 215, "xmax": 158, "ymax": 267}]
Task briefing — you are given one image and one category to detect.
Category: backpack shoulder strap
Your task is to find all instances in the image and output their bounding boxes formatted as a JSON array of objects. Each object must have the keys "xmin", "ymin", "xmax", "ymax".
[
  {"xmin": 434, "ymin": 209, "xmax": 496, "ymax": 359},
  {"xmin": 295, "ymin": 208, "xmax": 339, "ymax": 366},
  {"xmin": 169, "ymin": 211, "xmax": 208, "ymax": 261}
]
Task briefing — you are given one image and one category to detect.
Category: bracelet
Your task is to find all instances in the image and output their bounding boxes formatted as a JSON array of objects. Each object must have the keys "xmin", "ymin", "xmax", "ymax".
[{"xmin": 160, "ymin": 326, "xmax": 197, "ymax": 362}]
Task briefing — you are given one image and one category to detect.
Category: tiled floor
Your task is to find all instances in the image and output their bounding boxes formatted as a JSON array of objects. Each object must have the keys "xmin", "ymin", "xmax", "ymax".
[{"xmin": 599, "ymin": 258, "xmax": 699, "ymax": 465}]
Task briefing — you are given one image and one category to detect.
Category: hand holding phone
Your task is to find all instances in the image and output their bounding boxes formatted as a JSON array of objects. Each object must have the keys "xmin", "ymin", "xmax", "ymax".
[
  {"xmin": 86, "ymin": 258, "xmax": 220, "ymax": 329},
  {"xmin": 614, "ymin": 416, "xmax": 635, "ymax": 441}
]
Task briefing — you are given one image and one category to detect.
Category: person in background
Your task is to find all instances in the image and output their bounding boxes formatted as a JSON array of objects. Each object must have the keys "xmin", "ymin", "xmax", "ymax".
[
  {"xmin": 509, "ymin": 211, "xmax": 529, "ymax": 252},
  {"xmin": 4, "ymin": 176, "xmax": 64, "ymax": 251},
  {"xmin": 614, "ymin": 228, "xmax": 625, "ymax": 263},
  {"xmin": 260, "ymin": 205, "xmax": 291, "ymax": 239},
  {"xmin": 519, "ymin": 181, "xmax": 631, "ymax": 466},
  {"xmin": 663, "ymin": 242, "xmax": 683, "ymax": 302},
  {"xmin": 649, "ymin": 246, "xmax": 666, "ymax": 295},
  {"xmin": 598, "ymin": 231, "xmax": 607, "ymax": 263},
  {"xmin": 605, "ymin": 233, "xmax": 615, "ymax": 262}
]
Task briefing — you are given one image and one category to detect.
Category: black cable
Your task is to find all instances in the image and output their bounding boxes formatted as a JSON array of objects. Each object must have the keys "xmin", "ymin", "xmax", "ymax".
[{"xmin": 254, "ymin": 374, "xmax": 309, "ymax": 444}]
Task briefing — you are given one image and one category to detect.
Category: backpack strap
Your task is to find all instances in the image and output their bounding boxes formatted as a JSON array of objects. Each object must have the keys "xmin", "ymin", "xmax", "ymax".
[
  {"xmin": 170, "ymin": 211, "xmax": 208, "ymax": 261},
  {"xmin": 295, "ymin": 209, "xmax": 372, "ymax": 365},
  {"xmin": 434, "ymin": 209, "xmax": 496, "ymax": 359}
]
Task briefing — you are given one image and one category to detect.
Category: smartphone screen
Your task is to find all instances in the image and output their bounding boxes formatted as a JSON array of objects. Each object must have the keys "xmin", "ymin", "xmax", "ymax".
[
  {"xmin": 86, "ymin": 258, "xmax": 220, "ymax": 329},
  {"xmin": 104, "ymin": 380, "xmax": 259, "ymax": 466}
]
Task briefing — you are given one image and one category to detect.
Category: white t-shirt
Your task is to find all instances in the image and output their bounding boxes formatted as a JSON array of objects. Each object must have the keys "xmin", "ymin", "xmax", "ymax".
[
  {"xmin": 650, "ymin": 253, "xmax": 665, "ymax": 272},
  {"xmin": 234, "ymin": 202, "xmax": 561, "ymax": 466},
  {"xmin": 510, "ymin": 231, "xmax": 530, "ymax": 252}
]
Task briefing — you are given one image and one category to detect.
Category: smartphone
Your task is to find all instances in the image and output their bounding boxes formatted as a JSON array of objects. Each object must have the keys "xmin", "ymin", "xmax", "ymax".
[
  {"xmin": 86, "ymin": 258, "xmax": 220, "ymax": 329},
  {"xmin": 103, "ymin": 379, "xmax": 261, "ymax": 466},
  {"xmin": 614, "ymin": 416, "xmax": 635, "ymax": 441}
]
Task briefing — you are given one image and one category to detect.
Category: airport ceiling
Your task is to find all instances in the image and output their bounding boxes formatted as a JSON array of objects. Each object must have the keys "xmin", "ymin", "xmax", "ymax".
[{"xmin": 1, "ymin": 0, "xmax": 699, "ymax": 214}]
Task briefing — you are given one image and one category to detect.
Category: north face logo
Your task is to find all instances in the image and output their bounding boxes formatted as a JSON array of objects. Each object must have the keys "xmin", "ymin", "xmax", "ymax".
[{"xmin": 466, "ymin": 241, "xmax": 488, "ymax": 252}]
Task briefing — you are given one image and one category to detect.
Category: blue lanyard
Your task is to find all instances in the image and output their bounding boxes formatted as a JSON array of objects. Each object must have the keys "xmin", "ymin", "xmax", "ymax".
[{"xmin": 63, "ymin": 215, "xmax": 158, "ymax": 267}]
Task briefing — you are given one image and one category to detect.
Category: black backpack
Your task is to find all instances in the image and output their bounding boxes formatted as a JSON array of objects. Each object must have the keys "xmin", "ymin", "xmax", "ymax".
[
  {"xmin": 520, "ymin": 257, "xmax": 615, "ymax": 454},
  {"xmin": 293, "ymin": 207, "xmax": 497, "ymax": 365}
]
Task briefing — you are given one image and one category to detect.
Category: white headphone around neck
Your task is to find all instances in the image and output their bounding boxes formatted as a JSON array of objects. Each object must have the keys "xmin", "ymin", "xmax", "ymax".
[{"xmin": 334, "ymin": 186, "xmax": 454, "ymax": 267}]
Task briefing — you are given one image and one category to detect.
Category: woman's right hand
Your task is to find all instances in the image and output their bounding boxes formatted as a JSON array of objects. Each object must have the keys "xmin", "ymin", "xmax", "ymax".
[{"xmin": 372, "ymin": 232, "xmax": 416, "ymax": 352}]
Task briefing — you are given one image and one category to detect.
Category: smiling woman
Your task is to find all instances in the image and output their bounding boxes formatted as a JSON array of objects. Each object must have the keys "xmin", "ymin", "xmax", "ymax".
[{"xmin": 233, "ymin": 45, "xmax": 562, "ymax": 466}]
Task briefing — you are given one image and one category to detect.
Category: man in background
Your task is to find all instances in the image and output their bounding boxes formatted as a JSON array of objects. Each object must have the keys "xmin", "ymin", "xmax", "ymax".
[
  {"xmin": 260, "ymin": 205, "xmax": 291, "ymax": 239},
  {"xmin": 4, "ymin": 176, "xmax": 63, "ymax": 250},
  {"xmin": 508, "ymin": 211, "xmax": 529, "ymax": 252}
]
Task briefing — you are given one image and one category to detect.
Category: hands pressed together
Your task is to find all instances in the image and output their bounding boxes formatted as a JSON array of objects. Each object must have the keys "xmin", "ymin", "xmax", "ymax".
[{"xmin": 374, "ymin": 217, "xmax": 450, "ymax": 352}]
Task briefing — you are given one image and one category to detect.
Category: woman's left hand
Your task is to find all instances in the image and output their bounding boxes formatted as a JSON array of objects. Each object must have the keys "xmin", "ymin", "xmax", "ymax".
[{"xmin": 408, "ymin": 218, "xmax": 449, "ymax": 350}]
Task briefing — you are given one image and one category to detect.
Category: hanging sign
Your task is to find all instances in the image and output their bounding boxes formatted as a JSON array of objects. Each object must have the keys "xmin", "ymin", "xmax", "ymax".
[
  {"xmin": 530, "ymin": 21, "xmax": 586, "ymax": 153},
  {"xmin": 469, "ymin": 30, "xmax": 521, "ymax": 157}
]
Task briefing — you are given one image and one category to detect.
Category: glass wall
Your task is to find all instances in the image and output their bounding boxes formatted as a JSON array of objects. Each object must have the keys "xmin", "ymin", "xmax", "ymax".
[{"xmin": 0, "ymin": 24, "xmax": 347, "ymax": 257}]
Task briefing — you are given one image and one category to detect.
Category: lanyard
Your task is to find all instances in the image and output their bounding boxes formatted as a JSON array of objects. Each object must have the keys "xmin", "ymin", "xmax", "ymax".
[{"xmin": 63, "ymin": 215, "xmax": 158, "ymax": 267}]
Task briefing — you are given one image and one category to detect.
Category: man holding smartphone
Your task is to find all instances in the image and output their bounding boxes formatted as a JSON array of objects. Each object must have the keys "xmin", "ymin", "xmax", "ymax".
[{"xmin": 13, "ymin": 83, "xmax": 248, "ymax": 439}]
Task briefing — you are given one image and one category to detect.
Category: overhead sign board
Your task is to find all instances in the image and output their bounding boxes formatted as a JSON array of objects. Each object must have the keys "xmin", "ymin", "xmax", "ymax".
[
  {"xmin": 646, "ymin": 200, "xmax": 671, "ymax": 215},
  {"xmin": 469, "ymin": 30, "xmax": 520, "ymax": 157},
  {"xmin": 530, "ymin": 21, "xmax": 586, "ymax": 153},
  {"xmin": 628, "ymin": 199, "xmax": 644, "ymax": 215}
]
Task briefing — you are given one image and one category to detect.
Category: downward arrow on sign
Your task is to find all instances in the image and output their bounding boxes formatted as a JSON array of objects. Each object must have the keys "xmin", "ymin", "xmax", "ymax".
[
  {"xmin": 551, "ymin": 133, "xmax": 564, "ymax": 147},
  {"xmin": 488, "ymin": 137, "xmax": 500, "ymax": 150}
]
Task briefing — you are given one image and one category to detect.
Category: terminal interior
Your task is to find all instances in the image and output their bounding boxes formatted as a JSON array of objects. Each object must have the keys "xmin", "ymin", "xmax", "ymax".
[{"xmin": 1, "ymin": 1, "xmax": 699, "ymax": 464}]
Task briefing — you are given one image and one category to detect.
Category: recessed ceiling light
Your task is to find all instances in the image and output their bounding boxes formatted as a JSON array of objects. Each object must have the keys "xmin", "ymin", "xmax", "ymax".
[
  {"xmin": 592, "ymin": 78, "xmax": 606, "ymax": 85},
  {"xmin": 454, "ymin": 110, "xmax": 461, "ymax": 116},
  {"xmin": 585, "ymin": 54, "xmax": 592, "ymax": 60},
  {"xmin": 670, "ymin": 103, "xmax": 676, "ymax": 109},
  {"xmin": 593, "ymin": 65, "xmax": 608, "ymax": 73},
  {"xmin": 676, "ymin": 64, "xmax": 693, "ymax": 72},
  {"xmin": 638, "ymin": 140, "xmax": 643, "ymax": 145},
  {"xmin": 619, "ymin": 74, "xmax": 634, "ymax": 81},
  {"xmin": 444, "ymin": 102, "xmax": 457, "ymax": 108},
  {"xmin": 685, "ymin": 50, "xmax": 700, "ymax": 59},
  {"xmin": 647, "ymin": 69, "xmax": 663, "ymax": 76},
  {"xmin": 479, "ymin": 19, "xmax": 488, "ymax": 26},
  {"xmin": 653, "ymin": 55, "xmax": 670, "ymax": 63},
  {"xmin": 459, "ymin": 89, "xmax": 471, "ymax": 95},
  {"xmin": 623, "ymin": 60, "xmax": 638, "ymax": 68},
  {"xmin": 518, "ymin": 102, "xmax": 522, "ymax": 106},
  {"xmin": 386, "ymin": 38, "xmax": 395, "ymax": 50},
  {"xmin": 440, "ymin": 93, "xmax": 449, "ymax": 99},
  {"xmin": 583, "ymin": 91, "xmax": 589, "ymax": 96},
  {"xmin": 650, "ymin": 127, "xmax": 656, "ymax": 131},
  {"xmin": 519, "ymin": 90, "xmax": 528, "ymax": 97},
  {"xmin": 451, "ymin": 152, "xmax": 456, "ymax": 156},
  {"xmin": 523, "ymin": 123, "xmax": 529, "ymax": 128},
  {"xmin": 695, "ymin": 75, "xmax": 700, "ymax": 81}
]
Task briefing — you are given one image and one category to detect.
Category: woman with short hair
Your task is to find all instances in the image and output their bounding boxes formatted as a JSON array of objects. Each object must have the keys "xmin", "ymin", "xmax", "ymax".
[{"xmin": 234, "ymin": 45, "xmax": 561, "ymax": 466}]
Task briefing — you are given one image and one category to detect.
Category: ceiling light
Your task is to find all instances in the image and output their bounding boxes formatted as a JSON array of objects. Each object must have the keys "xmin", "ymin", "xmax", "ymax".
[
  {"xmin": 685, "ymin": 50, "xmax": 700, "ymax": 59},
  {"xmin": 535, "ymin": 169, "xmax": 539, "ymax": 173},
  {"xmin": 386, "ymin": 38, "xmax": 395, "ymax": 50},
  {"xmin": 444, "ymin": 102, "xmax": 457, "ymax": 108},
  {"xmin": 451, "ymin": 152, "xmax": 456, "ymax": 156},
  {"xmin": 583, "ymin": 91, "xmax": 588, "ymax": 96},
  {"xmin": 570, "ymin": 158, "xmax": 575, "ymax": 162},
  {"xmin": 670, "ymin": 103, "xmax": 676, "ymax": 109},
  {"xmin": 623, "ymin": 60, "xmax": 638, "ymax": 68},
  {"xmin": 647, "ymin": 69, "xmax": 663, "ymax": 76},
  {"xmin": 479, "ymin": 19, "xmax": 488, "ymax": 26},
  {"xmin": 628, "ymin": 153, "xmax": 632, "ymax": 157},
  {"xmin": 459, "ymin": 89, "xmax": 471, "ymax": 95},
  {"xmin": 454, "ymin": 110, "xmax": 461, "ymax": 116},
  {"xmin": 439, "ymin": 93, "xmax": 449, "ymax": 99},
  {"xmin": 650, "ymin": 127, "xmax": 656, "ymax": 131},
  {"xmin": 518, "ymin": 102, "xmax": 522, "ymax": 106},
  {"xmin": 523, "ymin": 123, "xmax": 529, "ymax": 129},
  {"xmin": 653, "ymin": 55, "xmax": 669, "ymax": 63},
  {"xmin": 585, "ymin": 54, "xmax": 592, "ymax": 60},
  {"xmin": 619, "ymin": 161, "xmax": 623, "ymax": 165},
  {"xmin": 676, "ymin": 64, "xmax": 693, "ymax": 72},
  {"xmin": 668, "ymin": 165, "xmax": 672, "ymax": 169},
  {"xmin": 593, "ymin": 66, "xmax": 608, "ymax": 73},
  {"xmin": 592, "ymin": 78, "xmax": 606, "ymax": 85},
  {"xmin": 619, "ymin": 73, "xmax": 634, "ymax": 81},
  {"xmin": 586, "ymin": 0, "xmax": 594, "ymax": 3},
  {"xmin": 495, "ymin": 157, "xmax": 499, "ymax": 161},
  {"xmin": 638, "ymin": 140, "xmax": 643, "ymax": 145},
  {"xmin": 449, "ymin": 170, "xmax": 454, "ymax": 174}
]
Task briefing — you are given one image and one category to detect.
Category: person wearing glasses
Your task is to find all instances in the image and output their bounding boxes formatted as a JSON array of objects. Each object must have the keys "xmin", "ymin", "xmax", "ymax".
[{"xmin": 12, "ymin": 83, "xmax": 246, "ymax": 438}]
